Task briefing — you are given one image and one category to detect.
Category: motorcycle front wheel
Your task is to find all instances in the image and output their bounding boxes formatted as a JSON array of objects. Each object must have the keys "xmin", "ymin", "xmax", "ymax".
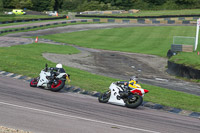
[
  {"xmin": 98, "ymin": 90, "xmax": 111, "ymax": 103},
  {"xmin": 50, "ymin": 80, "xmax": 65, "ymax": 92},
  {"xmin": 30, "ymin": 78, "xmax": 38, "ymax": 87},
  {"xmin": 125, "ymin": 94, "xmax": 143, "ymax": 108}
]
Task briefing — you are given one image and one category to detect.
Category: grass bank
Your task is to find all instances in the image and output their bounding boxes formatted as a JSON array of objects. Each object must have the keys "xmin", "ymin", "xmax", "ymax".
[
  {"xmin": 0, "ymin": 14, "xmax": 61, "ymax": 22},
  {"xmin": 0, "ymin": 43, "xmax": 199, "ymax": 112}
]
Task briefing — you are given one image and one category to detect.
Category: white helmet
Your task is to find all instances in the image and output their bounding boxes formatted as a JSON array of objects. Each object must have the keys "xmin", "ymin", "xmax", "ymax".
[
  {"xmin": 130, "ymin": 76, "xmax": 138, "ymax": 83},
  {"xmin": 56, "ymin": 63, "xmax": 62, "ymax": 68}
]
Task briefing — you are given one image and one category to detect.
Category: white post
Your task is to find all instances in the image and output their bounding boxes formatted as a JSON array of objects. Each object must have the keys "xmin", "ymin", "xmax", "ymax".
[{"xmin": 195, "ymin": 18, "xmax": 200, "ymax": 51}]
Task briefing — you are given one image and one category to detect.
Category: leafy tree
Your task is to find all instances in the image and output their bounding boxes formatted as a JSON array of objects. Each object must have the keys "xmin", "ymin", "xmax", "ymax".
[
  {"xmin": 3, "ymin": 0, "xmax": 14, "ymax": 8},
  {"xmin": 77, "ymin": 1, "xmax": 101, "ymax": 11},
  {"xmin": 54, "ymin": 0, "xmax": 64, "ymax": 11},
  {"xmin": 175, "ymin": 0, "xmax": 198, "ymax": 5},
  {"xmin": 144, "ymin": 0, "xmax": 166, "ymax": 5},
  {"xmin": 0, "ymin": 0, "xmax": 3, "ymax": 11},
  {"xmin": 62, "ymin": 0, "xmax": 85, "ymax": 11},
  {"xmin": 31, "ymin": 0, "xmax": 55, "ymax": 11},
  {"xmin": 9, "ymin": 0, "xmax": 33, "ymax": 9}
]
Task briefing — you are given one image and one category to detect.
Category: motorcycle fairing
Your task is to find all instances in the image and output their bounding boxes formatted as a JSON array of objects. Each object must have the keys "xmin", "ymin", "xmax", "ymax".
[
  {"xmin": 131, "ymin": 88, "xmax": 145, "ymax": 97},
  {"xmin": 37, "ymin": 70, "xmax": 51, "ymax": 87},
  {"xmin": 108, "ymin": 83, "xmax": 125, "ymax": 106}
]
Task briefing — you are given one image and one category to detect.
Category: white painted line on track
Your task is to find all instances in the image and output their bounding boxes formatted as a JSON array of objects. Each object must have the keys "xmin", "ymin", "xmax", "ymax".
[
  {"xmin": 0, "ymin": 101, "xmax": 160, "ymax": 133},
  {"xmin": 155, "ymin": 78, "xmax": 168, "ymax": 82}
]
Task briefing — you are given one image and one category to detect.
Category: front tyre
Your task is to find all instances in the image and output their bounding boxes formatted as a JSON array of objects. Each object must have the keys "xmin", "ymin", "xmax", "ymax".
[
  {"xmin": 125, "ymin": 94, "xmax": 143, "ymax": 108},
  {"xmin": 50, "ymin": 80, "xmax": 65, "ymax": 92},
  {"xmin": 98, "ymin": 90, "xmax": 111, "ymax": 103},
  {"xmin": 30, "ymin": 78, "xmax": 38, "ymax": 87}
]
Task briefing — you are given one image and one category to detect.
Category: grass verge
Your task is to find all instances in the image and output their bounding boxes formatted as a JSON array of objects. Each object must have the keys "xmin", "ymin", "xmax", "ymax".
[
  {"xmin": 0, "ymin": 18, "xmax": 67, "ymax": 27},
  {"xmin": 0, "ymin": 14, "xmax": 61, "ymax": 22},
  {"xmin": 0, "ymin": 22, "xmax": 103, "ymax": 36},
  {"xmin": 0, "ymin": 43, "xmax": 199, "ymax": 112}
]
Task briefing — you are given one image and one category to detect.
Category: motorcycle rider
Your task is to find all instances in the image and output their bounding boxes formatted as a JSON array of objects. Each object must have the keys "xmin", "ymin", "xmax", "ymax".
[
  {"xmin": 126, "ymin": 76, "xmax": 139, "ymax": 89},
  {"xmin": 48, "ymin": 63, "xmax": 66, "ymax": 73},
  {"xmin": 49, "ymin": 63, "xmax": 67, "ymax": 85},
  {"xmin": 117, "ymin": 76, "xmax": 138, "ymax": 98}
]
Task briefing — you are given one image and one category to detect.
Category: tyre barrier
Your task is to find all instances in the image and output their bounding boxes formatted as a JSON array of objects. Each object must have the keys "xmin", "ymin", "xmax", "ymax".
[
  {"xmin": 90, "ymin": 18, "xmax": 195, "ymax": 25},
  {"xmin": 76, "ymin": 14, "xmax": 200, "ymax": 19},
  {"xmin": 0, "ymin": 18, "xmax": 196, "ymax": 35},
  {"xmin": 167, "ymin": 61, "xmax": 200, "ymax": 79},
  {"xmin": 0, "ymin": 19, "xmax": 84, "ymax": 34},
  {"xmin": 0, "ymin": 69, "xmax": 199, "ymax": 119}
]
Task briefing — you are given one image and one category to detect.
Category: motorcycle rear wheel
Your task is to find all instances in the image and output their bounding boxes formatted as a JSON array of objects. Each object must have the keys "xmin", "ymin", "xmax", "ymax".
[
  {"xmin": 125, "ymin": 94, "xmax": 143, "ymax": 108},
  {"xmin": 50, "ymin": 80, "xmax": 65, "ymax": 92},
  {"xmin": 98, "ymin": 91, "xmax": 111, "ymax": 103}
]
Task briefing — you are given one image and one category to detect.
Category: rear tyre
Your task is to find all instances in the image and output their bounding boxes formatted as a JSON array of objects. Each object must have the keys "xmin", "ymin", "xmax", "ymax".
[
  {"xmin": 50, "ymin": 80, "xmax": 65, "ymax": 92},
  {"xmin": 98, "ymin": 91, "xmax": 111, "ymax": 103},
  {"xmin": 30, "ymin": 78, "xmax": 38, "ymax": 87},
  {"xmin": 125, "ymin": 94, "xmax": 143, "ymax": 108}
]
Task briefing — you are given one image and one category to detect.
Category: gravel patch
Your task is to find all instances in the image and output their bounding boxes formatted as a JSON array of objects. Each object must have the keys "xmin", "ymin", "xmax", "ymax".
[{"xmin": 0, "ymin": 126, "xmax": 31, "ymax": 133}]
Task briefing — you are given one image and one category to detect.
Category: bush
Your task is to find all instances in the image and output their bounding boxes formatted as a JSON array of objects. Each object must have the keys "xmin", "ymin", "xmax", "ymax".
[{"xmin": 76, "ymin": 1, "xmax": 119, "ymax": 12}]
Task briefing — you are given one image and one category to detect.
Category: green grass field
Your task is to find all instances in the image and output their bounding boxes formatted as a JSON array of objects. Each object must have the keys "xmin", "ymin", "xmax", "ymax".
[
  {"xmin": 0, "ymin": 43, "xmax": 199, "ymax": 112},
  {"xmin": 39, "ymin": 26, "xmax": 200, "ymax": 69},
  {"xmin": 40, "ymin": 26, "xmax": 196, "ymax": 57}
]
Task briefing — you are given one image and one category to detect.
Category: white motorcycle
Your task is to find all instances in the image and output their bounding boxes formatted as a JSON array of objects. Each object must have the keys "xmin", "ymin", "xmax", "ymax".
[
  {"xmin": 98, "ymin": 82, "xmax": 149, "ymax": 108},
  {"xmin": 30, "ymin": 64, "xmax": 70, "ymax": 92}
]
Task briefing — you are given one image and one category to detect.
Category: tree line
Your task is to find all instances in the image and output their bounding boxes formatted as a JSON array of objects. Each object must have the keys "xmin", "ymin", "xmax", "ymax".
[{"xmin": 0, "ymin": 0, "xmax": 200, "ymax": 12}]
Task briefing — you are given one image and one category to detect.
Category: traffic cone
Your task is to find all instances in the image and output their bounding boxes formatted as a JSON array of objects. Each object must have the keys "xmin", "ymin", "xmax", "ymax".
[
  {"xmin": 66, "ymin": 16, "xmax": 68, "ymax": 19},
  {"xmin": 35, "ymin": 36, "xmax": 38, "ymax": 43},
  {"xmin": 56, "ymin": 13, "xmax": 58, "ymax": 16}
]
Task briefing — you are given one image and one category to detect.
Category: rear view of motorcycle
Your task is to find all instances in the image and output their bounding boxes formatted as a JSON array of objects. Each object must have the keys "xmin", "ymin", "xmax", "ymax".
[
  {"xmin": 30, "ymin": 64, "xmax": 70, "ymax": 92},
  {"xmin": 98, "ymin": 81, "xmax": 149, "ymax": 108}
]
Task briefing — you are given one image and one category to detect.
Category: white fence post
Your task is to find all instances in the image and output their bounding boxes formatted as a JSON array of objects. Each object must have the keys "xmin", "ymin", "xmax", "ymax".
[{"xmin": 195, "ymin": 18, "xmax": 200, "ymax": 51}]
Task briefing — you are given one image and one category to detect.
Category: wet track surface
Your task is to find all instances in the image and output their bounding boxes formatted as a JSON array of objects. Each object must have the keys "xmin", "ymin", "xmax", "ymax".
[{"xmin": 0, "ymin": 75, "xmax": 200, "ymax": 133}]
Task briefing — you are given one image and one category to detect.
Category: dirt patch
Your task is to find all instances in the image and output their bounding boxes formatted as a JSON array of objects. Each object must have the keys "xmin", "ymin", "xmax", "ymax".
[{"xmin": 43, "ymin": 45, "xmax": 168, "ymax": 80}]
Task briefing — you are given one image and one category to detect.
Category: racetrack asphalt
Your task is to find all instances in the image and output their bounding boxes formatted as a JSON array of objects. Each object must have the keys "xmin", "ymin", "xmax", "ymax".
[{"xmin": 0, "ymin": 75, "xmax": 200, "ymax": 133}]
